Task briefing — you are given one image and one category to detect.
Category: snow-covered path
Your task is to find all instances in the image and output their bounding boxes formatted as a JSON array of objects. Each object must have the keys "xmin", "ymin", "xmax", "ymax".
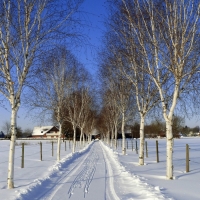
[
  {"xmin": 40, "ymin": 141, "xmax": 107, "ymax": 200},
  {"xmin": 14, "ymin": 140, "xmax": 167, "ymax": 200},
  {"xmin": 2, "ymin": 138, "xmax": 200, "ymax": 200}
]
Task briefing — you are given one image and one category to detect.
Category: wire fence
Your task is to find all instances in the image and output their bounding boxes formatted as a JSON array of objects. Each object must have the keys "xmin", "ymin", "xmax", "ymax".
[
  {"xmin": 103, "ymin": 138, "xmax": 200, "ymax": 173},
  {"xmin": 0, "ymin": 140, "xmax": 85, "ymax": 168}
]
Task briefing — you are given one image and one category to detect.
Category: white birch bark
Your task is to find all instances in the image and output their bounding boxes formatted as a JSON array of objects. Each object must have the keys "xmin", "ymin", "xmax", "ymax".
[
  {"xmin": 111, "ymin": 127, "xmax": 114, "ymax": 148},
  {"xmin": 72, "ymin": 124, "xmax": 76, "ymax": 153},
  {"xmin": 82, "ymin": 132, "xmax": 85, "ymax": 146},
  {"xmin": 114, "ymin": 123, "xmax": 118, "ymax": 149},
  {"xmin": 107, "ymin": 131, "xmax": 110, "ymax": 145},
  {"xmin": 80, "ymin": 127, "xmax": 83, "ymax": 147},
  {"xmin": 166, "ymin": 120, "xmax": 173, "ymax": 179},
  {"xmin": 121, "ymin": 112, "xmax": 126, "ymax": 155},
  {"xmin": 139, "ymin": 116, "xmax": 145, "ymax": 165},
  {"xmin": 56, "ymin": 122, "xmax": 62, "ymax": 161},
  {"xmin": 7, "ymin": 108, "xmax": 18, "ymax": 189}
]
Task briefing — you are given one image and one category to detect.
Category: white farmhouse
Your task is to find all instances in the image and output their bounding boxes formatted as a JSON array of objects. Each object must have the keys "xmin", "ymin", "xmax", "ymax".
[{"xmin": 32, "ymin": 126, "xmax": 60, "ymax": 139}]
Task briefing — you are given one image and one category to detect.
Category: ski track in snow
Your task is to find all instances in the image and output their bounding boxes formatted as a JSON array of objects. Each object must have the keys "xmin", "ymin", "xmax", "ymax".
[
  {"xmin": 44, "ymin": 149, "xmax": 96, "ymax": 200},
  {"xmin": 68, "ymin": 151, "xmax": 98, "ymax": 198}
]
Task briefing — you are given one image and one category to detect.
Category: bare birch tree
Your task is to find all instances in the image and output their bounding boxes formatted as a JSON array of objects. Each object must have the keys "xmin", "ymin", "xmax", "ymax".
[
  {"xmin": 64, "ymin": 67, "xmax": 90, "ymax": 153},
  {"xmin": 99, "ymin": 49, "xmax": 135, "ymax": 153},
  {"xmin": 99, "ymin": 64, "xmax": 121, "ymax": 148},
  {"xmin": 108, "ymin": 1, "xmax": 160, "ymax": 165},
  {"xmin": 0, "ymin": 0, "xmax": 83, "ymax": 188},
  {"xmin": 29, "ymin": 47, "xmax": 80, "ymax": 161},
  {"xmin": 115, "ymin": 77, "xmax": 133, "ymax": 155},
  {"xmin": 84, "ymin": 110, "xmax": 97, "ymax": 143},
  {"xmin": 105, "ymin": 90, "xmax": 121, "ymax": 149},
  {"xmin": 100, "ymin": 68, "xmax": 133, "ymax": 153},
  {"xmin": 99, "ymin": 105, "xmax": 112, "ymax": 144},
  {"xmin": 77, "ymin": 88, "xmax": 95, "ymax": 147}
]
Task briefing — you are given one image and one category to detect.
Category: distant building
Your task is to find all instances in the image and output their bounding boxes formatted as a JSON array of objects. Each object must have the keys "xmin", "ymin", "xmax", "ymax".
[
  {"xmin": 89, "ymin": 129, "xmax": 100, "ymax": 139},
  {"xmin": 32, "ymin": 126, "xmax": 61, "ymax": 138},
  {"xmin": 0, "ymin": 131, "xmax": 5, "ymax": 138},
  {"xmin": 118, "ymin": 126, "xmax": 133, "ymax": 138}
]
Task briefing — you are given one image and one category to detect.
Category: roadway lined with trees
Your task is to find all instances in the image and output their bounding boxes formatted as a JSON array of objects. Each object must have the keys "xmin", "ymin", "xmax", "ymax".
[{"xmin": 0, "ymin": 0, "xmax": 199, "ymax": 190}]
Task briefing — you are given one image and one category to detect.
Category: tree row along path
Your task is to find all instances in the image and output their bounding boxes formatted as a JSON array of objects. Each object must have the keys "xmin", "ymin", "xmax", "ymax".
[{"xmin": 17, "ymin": 141, "xmax": 167, "ymax": 200}]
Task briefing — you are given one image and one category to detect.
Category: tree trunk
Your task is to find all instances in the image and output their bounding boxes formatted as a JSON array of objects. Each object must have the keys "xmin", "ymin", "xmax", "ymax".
[
  {"xmin": 121, "ymin": 112, "xmax": 126, "ymax": 155},
  {"xmin": 7, "ymin": 108, "xmax": 18, "ymax": 189},
  {"xmin": 72, "ymin": 125, "xmax": 76, "ymax": 153},
  {"xmin": 166, "ymin": 120, "xmax": 174, "ymax": 179},
  {"xmin": 79, "ymin": 127, "xmax": 83, "ymax": 147},
  {"xmin": 83, "ymin": 133, "xmax": 85, "ymax": 146},
  {"xmin": 107, "ymin": 131, "xmax": 110, "ymax": 145},
  {"xmin": 88, "ymin": 134, "xmax": 91, "ymax": 143},
  {"xmin": 114, "ymin": 124, "xmax": 118, "ymax": 149},
  {"xmin": 111, "ymin": 128, "xmax": 114, "ymax": 147},
  {"xmin": 57, "ymin": 123, "xmax": 62, "ymax": 161},
  {"xmin": 139, "ymin": 116, "xmax": 145, "ymax": 165}
]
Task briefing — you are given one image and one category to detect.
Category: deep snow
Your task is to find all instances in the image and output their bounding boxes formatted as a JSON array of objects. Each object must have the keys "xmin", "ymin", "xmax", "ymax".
[{"xmin": 0, "ymin": 137, "xmax": 200, "ymax": 199}]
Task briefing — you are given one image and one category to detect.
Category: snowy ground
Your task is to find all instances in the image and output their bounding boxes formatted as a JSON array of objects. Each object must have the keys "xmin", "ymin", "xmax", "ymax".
[{"xmin": 0, "ymin": 137, "xmax": 200, "ymax": 200}]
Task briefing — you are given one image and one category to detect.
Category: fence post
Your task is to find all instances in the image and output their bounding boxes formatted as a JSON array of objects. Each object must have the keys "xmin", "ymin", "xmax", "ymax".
[
  {"xmin": 136, "ymin": 139, "xmax": 138, "ymax": 154},
  {"xmin": 52, "ymin": 141, "xmax": 54, "ymax": 156},
  {"xmin": 145, "ymin": 141, "xmax": 148, "ymax": 158},
  {"xmin": 65, "ymin": 141, "xmax": 66, "ymax": 151},
  {"xmin": 156, "ymin": 140, "xmax": 159, "ymax": 163},
  {"xmin": 122, "ymin": 148, "xmax": 126, "ymax": 155},
  {"xmin": 21, "ymin": 143, "xmax": 24, "ymax": 168},
  {"xmin": 40, "ymin": 142, "xmax": 42, "ymax": 161},
  {"xmin": 186, "ymin": 144, "xmax": 189, "ymax": 172},
  {"xmin": 132, "ymin": 139, "xmax": 133, "ymax": 151}
]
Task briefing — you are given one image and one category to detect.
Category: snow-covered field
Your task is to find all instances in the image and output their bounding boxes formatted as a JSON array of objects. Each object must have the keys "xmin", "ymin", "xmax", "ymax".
[{"xmin": 0, "ymin": 137, "xmax": 200, "ymax": 200}]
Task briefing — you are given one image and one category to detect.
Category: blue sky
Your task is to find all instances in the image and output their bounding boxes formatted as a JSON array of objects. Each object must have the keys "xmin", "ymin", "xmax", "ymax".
[{"xmin": 70, "ymin": 0, "xmax": 107, "ymax": 75}]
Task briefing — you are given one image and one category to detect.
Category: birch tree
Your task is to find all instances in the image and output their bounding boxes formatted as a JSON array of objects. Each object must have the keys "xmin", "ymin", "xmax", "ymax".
[
  {"xmin": 109, "ymin": 1, "xmax": 160, "ymax": 165},
  {"xmin": 29, "ymin": 47, "xmax": 79, "ymax": 161},
  {"xmin": 64, "ymin": 67, "xmax": 90, "ymax": 153},
  {"xmin": 0, "ymin": 0, "xmax": 83, "ymax": 188},
  {"xmin": 84, "ymin": 110, "xmax": 97, "ymax": 142},
  {"xmin": 99, "ymin": 66, "xmax": 121, "ymax": 147},
  {"xmin": 77, "ymin": 88, "xmax": 95, "ymax": 146},
  {"xmin": 100, "ymin": 72, "xmax": 133, "ymax": 153},
  {"xmin": 99, "ymin": 105, "xmax": 113, "ymax": 145},
  {"xmin": 96, "ymin": 111, "xmax": 108, "ymax": 142},
  {"xmin": 115, "ymin": 77, "xmax": 133, "ymax": 155},
  {"xmin": 105, "ymin": 91, "xmax": 120, "ymax": 149},
  {"xmin": 99, "ymin": 51, "xmax": 134, "ymax": 151},
  {"xmin": 121, "ymin": 0, "xmax": 200, "ymax": 179}
]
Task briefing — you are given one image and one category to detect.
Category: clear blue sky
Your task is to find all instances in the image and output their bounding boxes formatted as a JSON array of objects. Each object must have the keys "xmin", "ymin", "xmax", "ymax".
[{"xmin": 71, "ymin": 0, "xmax": 107, "ymax": 75}]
